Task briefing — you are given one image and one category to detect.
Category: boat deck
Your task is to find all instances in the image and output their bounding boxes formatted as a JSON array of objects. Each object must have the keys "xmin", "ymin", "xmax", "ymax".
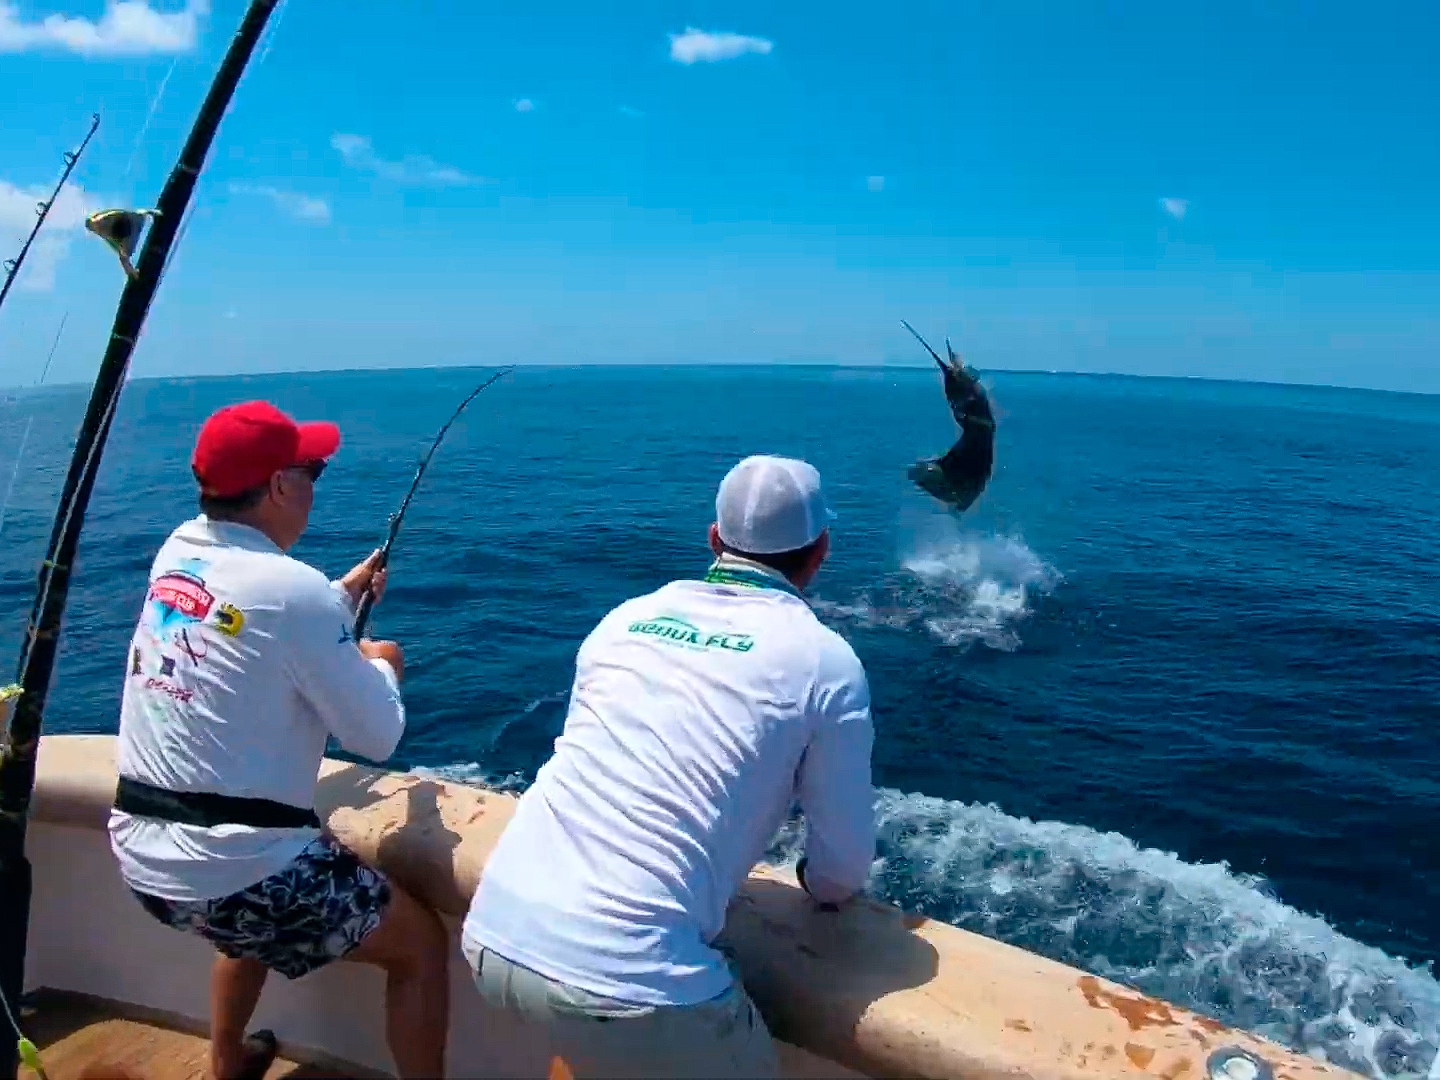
[
  {"xmin": 17, "ymin": 988, "xmax": 387, "ymax": 1079},
  {"xmin": 16, "ymin": 986, "xmax": 861, "ymax": 1080}
]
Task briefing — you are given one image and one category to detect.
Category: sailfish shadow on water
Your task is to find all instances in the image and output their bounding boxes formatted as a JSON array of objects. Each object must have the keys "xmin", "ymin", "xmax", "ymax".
[{"xmin": 901, "ymin": 321, "xmax": 997, "ymax": 514}]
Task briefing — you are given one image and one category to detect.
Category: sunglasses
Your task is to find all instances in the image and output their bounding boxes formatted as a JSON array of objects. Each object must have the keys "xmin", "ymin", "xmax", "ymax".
[{"xmin": 285, "ymin": 459, "xmax": 328, "ymax": 482}]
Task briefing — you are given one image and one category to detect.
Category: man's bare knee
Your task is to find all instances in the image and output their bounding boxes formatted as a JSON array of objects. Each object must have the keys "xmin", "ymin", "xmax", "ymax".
[{"xmin": 348, "ymin": 882, "xmax": 448, "ymax": 978}]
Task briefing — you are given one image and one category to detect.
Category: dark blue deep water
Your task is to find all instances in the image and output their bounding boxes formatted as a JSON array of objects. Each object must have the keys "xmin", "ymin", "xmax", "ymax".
[{"xmin": 1, "ymin": 365, "xmax": 1436, "ymax": 1076}]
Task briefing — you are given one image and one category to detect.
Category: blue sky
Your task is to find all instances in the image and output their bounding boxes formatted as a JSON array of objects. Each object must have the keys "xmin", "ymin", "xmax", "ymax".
[{"xmin": 0, "ymin": 1, "xmax": 1437, "ymax": 391}]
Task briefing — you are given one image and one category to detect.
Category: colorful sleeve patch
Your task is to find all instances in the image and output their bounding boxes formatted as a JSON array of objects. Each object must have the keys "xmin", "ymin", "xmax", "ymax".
[
  {"xmin": 148, "ymin": 571, "xmax": 215, "ymax": 621},
  {"xmin": 212, "ymin": 602, "xmax": 246, "ymax": 637}
]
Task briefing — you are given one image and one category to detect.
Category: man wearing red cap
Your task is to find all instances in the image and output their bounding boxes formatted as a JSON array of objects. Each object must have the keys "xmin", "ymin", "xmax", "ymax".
[{"xmin": 108, "ymin": 401, "xmax": 449, "ymax": 1079}]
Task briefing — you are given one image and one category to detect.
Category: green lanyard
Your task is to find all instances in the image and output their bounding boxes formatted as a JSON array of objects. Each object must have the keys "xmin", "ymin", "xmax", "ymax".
[{"xmin": 701, "ymin": 561, "xmax": 804, "ymax": 600}]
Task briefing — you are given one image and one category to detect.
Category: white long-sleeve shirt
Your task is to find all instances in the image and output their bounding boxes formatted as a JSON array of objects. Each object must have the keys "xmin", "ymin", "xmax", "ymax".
[
  {"xmin": 463, "ymin": 556, "xmax": 876, "ymax": 1007},
  {"xmin": 109, "ymin": 516, "xmax": 406, "ymax": 901}
]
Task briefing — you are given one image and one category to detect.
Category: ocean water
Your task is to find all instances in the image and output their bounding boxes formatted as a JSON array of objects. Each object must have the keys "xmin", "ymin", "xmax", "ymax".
[{"xmin": 0, "ymin": 365, "xmax": 1436, "ymax": 1078}]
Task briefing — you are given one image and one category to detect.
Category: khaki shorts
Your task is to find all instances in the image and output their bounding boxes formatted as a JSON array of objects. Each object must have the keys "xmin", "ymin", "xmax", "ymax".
[{"xmin": 462, "ymin": 939, "xmax": 779, "ymax": 1079}]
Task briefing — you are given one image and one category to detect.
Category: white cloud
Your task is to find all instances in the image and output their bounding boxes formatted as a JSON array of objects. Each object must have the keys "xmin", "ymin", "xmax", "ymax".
[
  {"xmin": 867, "ymin": 175, "xmax": 885, "ymax": 193},
  {"xmin": 1160, "ymin": 197, "xmax": 1189, "ymax": 220},
  {"xmin": 330, "ymin": 133, "xmax": 482, "ymax": 187},
  {"xmin": 514, "ymin": 98, "xmax": 534, "ymax": 113},
  {"xmin": 0, "ymin": 0, "xmax": 207, "ymax": 57},
  {"xmin": 668, "ymin": 27, "xmax": 772, "ymax": 64},
  {"xmin": 228, "ymin": 183, "xmax": 331, "ymax": 224},
  {"xmin": 619, "ymin": 105, "xmax": 644, "ymax": 119},
  {"xmin": 0, "ymin": 178, "xmax": 98, "ymax": 291}
]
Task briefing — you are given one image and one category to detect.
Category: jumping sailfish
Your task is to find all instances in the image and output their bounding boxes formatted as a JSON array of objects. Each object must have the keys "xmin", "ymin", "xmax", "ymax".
[{"xmin": 902, "ymin": 320, "xmax": 995, "ymax": 513}]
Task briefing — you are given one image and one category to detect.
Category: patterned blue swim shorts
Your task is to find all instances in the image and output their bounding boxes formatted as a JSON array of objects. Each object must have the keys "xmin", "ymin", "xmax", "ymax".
[{"xmin": 131, "ymin": 835, "xmax": 391, "ymax": 980}]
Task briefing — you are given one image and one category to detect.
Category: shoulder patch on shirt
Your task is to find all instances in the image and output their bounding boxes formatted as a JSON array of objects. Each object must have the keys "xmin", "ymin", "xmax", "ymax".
[
  {"xmin": 149, "ymin": 569, "xmax": 214, "ymax": 622},
  {"xmin": 212, "ymin": 602, "xmax": 246, "ymax": 637},
  {"xmin": 626, "ymin": 613, "xmax": 754, "ymax": 653}
]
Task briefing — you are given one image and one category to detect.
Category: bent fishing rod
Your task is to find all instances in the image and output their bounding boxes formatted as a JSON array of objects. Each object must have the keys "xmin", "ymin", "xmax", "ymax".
[
  {"xmin": 0, "ymin": 113, "xmax": 100, "ymax": 321},
  {"xmin": 0, "ymin": 6, "xmax": 281, "ymax": 1075},
  {"xmin": 353, "ymin": 366, "xmax": 514, "ymax": 638}
]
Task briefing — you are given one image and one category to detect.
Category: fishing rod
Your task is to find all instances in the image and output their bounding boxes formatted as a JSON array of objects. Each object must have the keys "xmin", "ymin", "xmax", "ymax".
[
  {"xmin": 0, "ymin": 5, "xmax": 282, "ymax": 1075},
  {"xmin": 353, "ymin": 367, "xmax": 514, "ymax": 638},
  {"xmin": 0, "ymin": 114, "xmax": 100, "ymax": 320}
]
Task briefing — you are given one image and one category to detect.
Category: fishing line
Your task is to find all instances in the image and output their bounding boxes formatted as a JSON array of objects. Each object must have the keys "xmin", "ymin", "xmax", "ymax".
[
  {"xmin": 0, "ymin": 973, "xmax": 46, "ymax": 1080},
  {"xmin": 0, "ymin": 316, "xmax": 67, "ymax": 538},
  {"xmin": 352, "ymin": 367, "xmax": 513, "ymax": 638},
  {"xmin": 121, "ymin": 2, "xmax": 282, "ymax": 309},
  {"xmin": 0, "ymin": 422, "xmax": 35, "ymax": 540},
  {"xmin": 122, "ymin": 56, "xmax": 180, "ymax": 190},
  {"xmin": 255, "ymin": 0, "xmax": 289, "ymax": 68},
  {"xmin": 0, "ymin": 752, "xmax": 45, "ymax": 1073},
  {"xmin": 14, "ymin": 334, "xmax": 128, "ymax": 682},
  {"xmin": 156, "ymin": 198, "xmax": 201, "ymax": 288},
  {"xmin": 35, "ymin": 315, "xmax": 65, "ymax": 387}
]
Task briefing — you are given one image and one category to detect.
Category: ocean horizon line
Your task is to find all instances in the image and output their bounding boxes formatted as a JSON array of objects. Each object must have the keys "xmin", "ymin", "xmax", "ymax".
[{"xmin": 2, "ymin": 360, "xmax": 1436, "ymax": 402}]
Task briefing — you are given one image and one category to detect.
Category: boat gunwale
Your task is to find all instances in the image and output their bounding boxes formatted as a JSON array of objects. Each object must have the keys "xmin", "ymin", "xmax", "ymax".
[{"xmin": 26, "ymin": 734, "xmax": 1360, "ymax": 1080}]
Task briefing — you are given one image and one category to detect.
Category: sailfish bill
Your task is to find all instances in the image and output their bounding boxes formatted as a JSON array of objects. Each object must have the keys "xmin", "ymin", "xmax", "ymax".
[
  {"xmin": 901, "ymin": 320, "xmax": 996, "ymax": 514},
  {"xmin": 84, "ymin": 209, "xmax": 161, "ymax": 281}
]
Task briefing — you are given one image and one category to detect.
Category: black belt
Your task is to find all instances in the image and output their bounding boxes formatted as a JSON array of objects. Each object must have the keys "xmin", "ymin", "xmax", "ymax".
[{"xmin": 114, "ymin": 776, "xmax": 321, "ymax": 830}]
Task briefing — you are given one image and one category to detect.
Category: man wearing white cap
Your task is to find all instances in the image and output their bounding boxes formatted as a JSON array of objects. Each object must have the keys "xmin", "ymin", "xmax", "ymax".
[{"xmin": 461, "ymin": 455, "xmax": 876, "ymax": 1078}]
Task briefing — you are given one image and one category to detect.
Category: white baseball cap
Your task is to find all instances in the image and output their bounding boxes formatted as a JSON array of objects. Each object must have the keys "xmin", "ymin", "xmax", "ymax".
[{"xmin": 715, "ymin": 454, "xmax": 836, "ymax": 555}]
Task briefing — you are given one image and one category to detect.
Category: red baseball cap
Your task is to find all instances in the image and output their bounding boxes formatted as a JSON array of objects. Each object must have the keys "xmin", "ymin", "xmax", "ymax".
[{"xmin": 192, "ymin": 400, "xmax": 341, "ymax": 498}]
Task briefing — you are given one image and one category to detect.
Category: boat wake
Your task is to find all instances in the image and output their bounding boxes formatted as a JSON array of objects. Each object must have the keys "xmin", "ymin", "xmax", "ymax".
[
  {"xmin": 764, "ymin": 791, "xmax": 1440, "ymax": 1080},
  {"xmin": 420, "ymin": 740, "xmax": 1440, "ymax": 1080},
  {"xmin": 813, "ymin": 526, "xmax": 1061, "ymax": 651}
]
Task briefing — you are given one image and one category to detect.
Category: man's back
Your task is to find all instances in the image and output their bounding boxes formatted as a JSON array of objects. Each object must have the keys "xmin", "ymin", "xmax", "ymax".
[
  {"xmin": 111, "ymin": 515, "xmax": 406, "ymax": 901},
  {"xmin": 464, "ymin": 569, "xmax": 875, "ymax": 1007}
]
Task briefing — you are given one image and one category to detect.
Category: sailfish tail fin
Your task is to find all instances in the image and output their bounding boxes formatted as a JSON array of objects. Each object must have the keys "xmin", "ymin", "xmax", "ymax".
[{"xmin": 84, "ymin": 209, "xmax": 160, "ymax": 281}]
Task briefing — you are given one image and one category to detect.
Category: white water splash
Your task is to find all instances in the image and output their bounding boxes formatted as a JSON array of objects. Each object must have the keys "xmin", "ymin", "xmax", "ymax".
[
  {"xmin": 815, "ymin": 529, "xmax": 1061, "ymax": 650},
  {"xmin": 409, "ymin": 692, "xmax": 569, "ymax": 793},
  {"xmin": 763, "ymin": 790, "xmax": 1440, "ymax": 1080},
  {"xmin": 412, "ymin": 760, "xmax": 528, "ymax": 793}
]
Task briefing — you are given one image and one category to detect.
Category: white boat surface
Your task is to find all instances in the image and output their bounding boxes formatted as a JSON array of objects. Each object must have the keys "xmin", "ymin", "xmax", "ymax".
[{"xmin": 18, "ymin": 734, "xmax": 1359, "ymax": 1079}]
